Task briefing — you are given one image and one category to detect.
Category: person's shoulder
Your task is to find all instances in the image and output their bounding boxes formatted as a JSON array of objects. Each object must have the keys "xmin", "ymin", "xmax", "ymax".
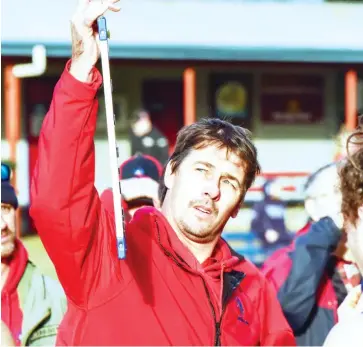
[
  {"xmin": 30, "ymin": 263, "xmax": 65, "ymax": 300},
  {"xmin": 232, "ymin": 252, "xmax": 267, "ymax": 289},
  {"xmin": 231, "ymin": 250, "xmax": 280, "ymax": 298},
  {"xmin": 151, "ymin": 126, "xmax": 166, "ymax": 139},
  {"xmin": 43, "ymin": 274, "xmax": 66, "ymax": 298},
  {"xmin": 262, "ymin": 245, "xmax": 292, "ymax": 272}
]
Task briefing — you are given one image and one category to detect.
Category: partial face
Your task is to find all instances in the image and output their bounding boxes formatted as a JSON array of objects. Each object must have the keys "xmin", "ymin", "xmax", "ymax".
[
  {"xmin": 164, "ymin": 146, "xmax": 245, "ymax": 243},
  {"xmin": 304, "ymin": 166, "xmax": 342, "ymax": 222},
  {"xmin": 346, "ymin": 206, "xmax": 363, "ymax": 273},
  {"xmin": 1, "ymin": 203, "xmax": 16, "ymax": 258}
]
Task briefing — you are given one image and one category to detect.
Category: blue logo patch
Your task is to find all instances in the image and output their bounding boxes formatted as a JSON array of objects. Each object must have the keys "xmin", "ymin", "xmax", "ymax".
[{"xmin": 236, "ymin": 297, "xmax": 249, "ymax": 325}]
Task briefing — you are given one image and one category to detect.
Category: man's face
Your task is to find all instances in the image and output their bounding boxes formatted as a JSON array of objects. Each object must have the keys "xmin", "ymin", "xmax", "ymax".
[
  {"xmin": 164, "ymin": 146, "xmax": 245, "ymax": 243},
  {"xmin": 304, "ymin": 167, "xmax": 342, "ymax": 222},
  {"xmin": 1, "ymin": 203, "xmax": 16, "ymax": 258},
  {"xmin": 346, "ymin": 206, "xmax": 363, "ymax": 273}
]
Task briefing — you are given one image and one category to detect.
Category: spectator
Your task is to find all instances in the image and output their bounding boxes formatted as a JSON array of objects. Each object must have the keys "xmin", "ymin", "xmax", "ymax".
[
  {"xmin": 251, "ymin": 179, "xmax": 292, "ymax": 256},
  {"xmin": 129, "ymin": 109, "xmax": 169, "ymax": 165},
  {"xmin": 1, "ymin": 163, "xmax": 66, "ymax": 346},
  {"xmin": 262, "ymin": 162, "xmax": 361, "ymax": 346}
]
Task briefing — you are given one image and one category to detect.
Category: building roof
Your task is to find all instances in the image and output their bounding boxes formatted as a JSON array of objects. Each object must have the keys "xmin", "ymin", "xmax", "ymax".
[{"xmin": 2, "ymin": 0, "xmax": 363, "ymax": 62}]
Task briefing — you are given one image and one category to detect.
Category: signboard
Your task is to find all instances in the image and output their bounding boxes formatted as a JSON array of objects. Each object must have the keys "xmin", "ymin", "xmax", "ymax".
[
  {"xmin": 210, "ymin": 74, "xmax": 253, "ymax": 129},
  {"xmin": 260, "ymin": 74, "xmax": 324, "ymax": 124}
]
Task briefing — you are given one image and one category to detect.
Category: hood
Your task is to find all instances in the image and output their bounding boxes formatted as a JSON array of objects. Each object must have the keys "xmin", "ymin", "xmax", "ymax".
[
  {"xmin": 131, "ymin": 207, "xmax": 241, "ymax": 278},
  {"xmin": 1, "ymin": 239, "xmax": 29, "ymax": 295}
]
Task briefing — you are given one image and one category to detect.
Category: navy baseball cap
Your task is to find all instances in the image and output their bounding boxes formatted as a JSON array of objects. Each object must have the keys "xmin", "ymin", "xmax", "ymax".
[
  {"xmin": 119, "ymin": 153, "xmax": 162, "ymax": 182},
  {"xmin": 100, "ymin": 154, "xmax": 163, "ymax": 216}
]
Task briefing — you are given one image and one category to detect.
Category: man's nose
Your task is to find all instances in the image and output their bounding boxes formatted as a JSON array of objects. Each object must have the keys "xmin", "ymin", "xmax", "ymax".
[
  {"xmin": 203, "ymin": 179, "xmax": 220, "ymax": 201},
  {"xmin": 1, "ymin": 215, "xmax": 7, "ymax": 230}
]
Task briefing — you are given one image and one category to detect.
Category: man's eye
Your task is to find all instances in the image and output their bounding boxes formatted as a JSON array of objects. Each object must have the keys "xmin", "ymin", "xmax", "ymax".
[
  {"xmin": 223, "ymin": 180, "xmax": 236, "ymax": 189},
  {"xmin": 196, "ymin": 168, "xmax": 207, "ymax": 173}
]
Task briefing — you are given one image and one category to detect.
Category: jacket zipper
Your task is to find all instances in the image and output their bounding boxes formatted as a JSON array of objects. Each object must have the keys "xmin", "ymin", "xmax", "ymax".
[
  {"xmin": 155, "ymin": 221, "xmax": 225, "ymax": 346},
  {"xmin": 200, "ymin": 277, "xmax": 225, "ymax": 346}
]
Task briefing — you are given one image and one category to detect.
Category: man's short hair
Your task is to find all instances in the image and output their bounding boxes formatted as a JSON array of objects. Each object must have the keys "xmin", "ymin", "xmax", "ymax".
[{"xmin": 158, "ymin": 118, "xmax": 260, "ymax": 205}]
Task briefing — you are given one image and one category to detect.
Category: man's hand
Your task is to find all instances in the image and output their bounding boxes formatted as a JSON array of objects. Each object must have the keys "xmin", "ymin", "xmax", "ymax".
[{"xmin": 70, "ymin": 0, "xmax": 120, "ymax": 82}]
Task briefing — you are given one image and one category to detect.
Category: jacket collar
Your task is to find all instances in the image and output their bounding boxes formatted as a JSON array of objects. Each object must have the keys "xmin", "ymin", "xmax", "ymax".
[{"xmin": 1, "ymin": 239, "xmax": 28, "ymax": 296}]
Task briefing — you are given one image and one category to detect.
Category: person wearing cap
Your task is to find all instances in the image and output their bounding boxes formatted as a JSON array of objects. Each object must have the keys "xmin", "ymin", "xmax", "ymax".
[
  {"xmin": 100, "ymin": 154, "xmax": 162, "ymax": 221},
  {"xmin": 1, "ymin": 163, "xmax": 67, "ymax": 346}
]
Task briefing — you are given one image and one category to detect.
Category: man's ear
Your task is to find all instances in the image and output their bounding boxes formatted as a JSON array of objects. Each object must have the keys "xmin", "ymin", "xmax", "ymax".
[
  {"xmin": 164, "ymin": 161, "xmax": 175, "ymax": 190},
  {"xmin": 153, "ymin": 198, "xmax": 161, "ymax": 210},
  {"xmin": 231, "ymin": 205, "xmax": 240, "ymax": 218}
]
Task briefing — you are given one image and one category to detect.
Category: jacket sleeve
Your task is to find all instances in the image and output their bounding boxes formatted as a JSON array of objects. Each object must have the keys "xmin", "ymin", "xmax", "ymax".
[
  {"xmin": 29, "ymin": 61, "xmax": 123, "ymax": 308},
  {"xmin": 260, "ymin": 279, "xmax": 296, "ymax": 346},
  {"xmin": 275, "ymin": 217, "xmax": 341, "ymax": 332}
]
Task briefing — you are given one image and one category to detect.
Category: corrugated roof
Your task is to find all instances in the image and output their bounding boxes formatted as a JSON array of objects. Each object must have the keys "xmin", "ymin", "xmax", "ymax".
[{"xmin": 2, "ymin": 0, "xmax": 363, "ymax": 62}]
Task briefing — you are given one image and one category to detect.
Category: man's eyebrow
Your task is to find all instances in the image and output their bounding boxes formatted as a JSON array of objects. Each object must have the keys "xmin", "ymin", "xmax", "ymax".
[{"xmin": 194, "ymin": 161, "xmax": 215, "ymax": 169}]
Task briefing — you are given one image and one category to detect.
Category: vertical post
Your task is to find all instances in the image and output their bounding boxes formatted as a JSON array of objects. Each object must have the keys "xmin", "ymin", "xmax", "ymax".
[
  {"xmin": 345, "ymin": 69, "xmax": 358, "ymax": 131},
  {"xmin": 183, "ymin": 67, "xmax": 196, "ymax": 126},
  {"xmin": 4, "ymin": 65, "xmax": 22, "ymax": 238}
]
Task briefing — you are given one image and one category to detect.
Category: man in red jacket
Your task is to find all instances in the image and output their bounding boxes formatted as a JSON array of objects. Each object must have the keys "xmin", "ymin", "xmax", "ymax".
[{"xmin": 29, "ymin": 0, "xmax": 295, "ymax": 345}]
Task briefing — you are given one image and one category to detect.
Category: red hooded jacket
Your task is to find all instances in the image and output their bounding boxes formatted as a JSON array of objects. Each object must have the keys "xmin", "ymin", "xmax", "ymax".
[{"xmin": 30, "ymin": 62, "xmax": 295, "ymax": 346}]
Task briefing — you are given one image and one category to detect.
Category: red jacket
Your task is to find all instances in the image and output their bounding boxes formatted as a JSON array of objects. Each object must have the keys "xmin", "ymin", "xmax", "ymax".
[{"xmin": 30, "ymin": 62, "xmax": 295, "ymax": 346}]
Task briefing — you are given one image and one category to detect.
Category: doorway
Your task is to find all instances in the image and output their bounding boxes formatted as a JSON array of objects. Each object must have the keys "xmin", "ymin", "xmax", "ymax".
[{"xmin": 142, "ymin": 79, "xmax": 184, "ymax": 153}]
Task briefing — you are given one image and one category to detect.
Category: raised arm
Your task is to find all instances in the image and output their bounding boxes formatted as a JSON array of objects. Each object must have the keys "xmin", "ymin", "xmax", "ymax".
[{"xmin": 30, "ymin": 0, "xmax": 122, "ymax": 307}]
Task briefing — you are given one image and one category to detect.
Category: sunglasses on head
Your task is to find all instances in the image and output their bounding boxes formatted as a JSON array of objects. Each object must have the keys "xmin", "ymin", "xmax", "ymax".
[{"xmin": 1, "ymin": 163, "xmax": 11, "ymax": 182}]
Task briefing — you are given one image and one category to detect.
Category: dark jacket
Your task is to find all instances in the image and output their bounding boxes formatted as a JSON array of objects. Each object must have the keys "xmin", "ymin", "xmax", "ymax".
[
  {"xmin": 262, "ymin": 218, "xmax": 348, "ymax": 346},
  {"xmin": 251, "ymin": 180, "xmax": 292, "ymax": 254},
  {"xmin": 129, "ymin": 126, "xmax": 169, "ymax": 165}
]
